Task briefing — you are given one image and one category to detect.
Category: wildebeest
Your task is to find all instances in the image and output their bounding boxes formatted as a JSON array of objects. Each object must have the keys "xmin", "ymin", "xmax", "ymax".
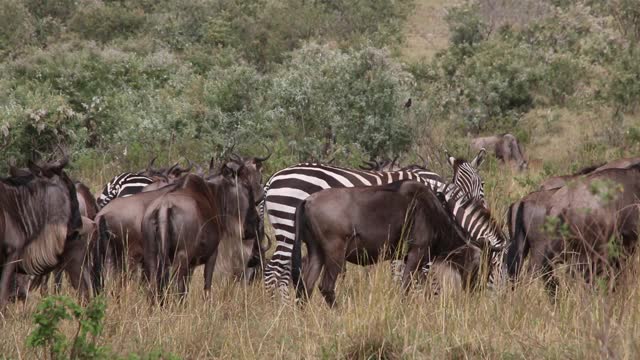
[
  {"xmin": 538, "ymin": 164, "xmax": 603, "ymax": 191},
  {"xmin": 291, "ymin": 180, "xmax": 475, "ymax": 307},
  {"xmin": 0, "ymin": 156, "xmax": 91, "ymax": 309},
  {"xmin": 142, "ymin": 164, "xmax": 260, "ymax": 301},
  {"xmin": 507, "ymin": 164, "xmax": 640, "ymax": 293},
  {"xmin": 26, "ymin": 181, "xmax": 99, "ymax": 296},
  {"xmin": 470, "ymin": 133, "xmax": 527, "ymax": 171},
  {"xmin": 93, "ymin": 153, "xmax": 269, "ymax": 293}
]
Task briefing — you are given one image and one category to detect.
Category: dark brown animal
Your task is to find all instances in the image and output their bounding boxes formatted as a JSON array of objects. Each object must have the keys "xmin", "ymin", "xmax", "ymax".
[
  {"xmin": 142, "ymin": 165, "xmax": 260, "ymax": 301},
  {"xmin": 538, "ymin": 164, "xmax": 603, "ymax": 191},
  {"xmin": 507, "ymin": 165, "xmax": 640, "ymax": 293},
  {"xmin": 27, "ymin": 181, "xmax": 99, "ymax": 296},
  {"xmin": 290, "ymin": 180, "xmax": 472, "ymax": 307},
  {"xmin": 508, "ymin": 158, "xmax": 640, "ymax": 282},
  {"xmin": 470, "ymin": 134, "xmax": 527, "ymax": 171},
  {"xmin": 0, "ymin": 156, "xmax": 90, "ymax": 310}
]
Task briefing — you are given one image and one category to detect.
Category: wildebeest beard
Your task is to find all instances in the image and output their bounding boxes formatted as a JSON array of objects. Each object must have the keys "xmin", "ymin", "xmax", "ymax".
[{"xmin": 0, "ymin": 170, "xmax": 81, "ymax": 275}]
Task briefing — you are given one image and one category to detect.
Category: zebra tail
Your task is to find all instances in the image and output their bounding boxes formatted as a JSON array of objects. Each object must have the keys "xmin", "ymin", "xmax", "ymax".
[
  {"xmin": 291, "ymin": 200, "xmax": 306, "ymax": 299},
  {"xmin": 505, "ymin": 201, "xmax": 529, "ymax": 280}
]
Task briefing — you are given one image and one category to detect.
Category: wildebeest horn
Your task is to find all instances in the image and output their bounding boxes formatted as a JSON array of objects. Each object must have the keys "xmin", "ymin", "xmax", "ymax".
[
  {"xmin": 147, "ymin": 156, "xmax": 158, "ymax": 171},
  {"xmin": 416, "ymin": 153, "xmax": 428, "ymax": 168},
  {"xmin": 261, "ymin": 234, "xmax": 273, "ymax": 253},
  {"xmin": 390, "ymin": 155, "xmax": 399, "ymax": 169},
  {"xmin": 208, "ymin": 157, "xmax": 215, "ymax": 170},
  {"xmin": 166, "ymin": 162, "xmax": 179, "ymax": 175},
  {"xmin": 254, "ymin": 143, "xmax": 272, "ymax": 163},
  {"xmin": 48, "ymin": 153, "xmax": 70, "ymax": 174}
]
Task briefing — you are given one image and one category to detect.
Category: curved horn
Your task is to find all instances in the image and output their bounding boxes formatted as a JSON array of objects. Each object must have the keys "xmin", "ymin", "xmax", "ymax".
[
  {"xmin": 390, "ymin": 155, "xmax": 399, "ymax": 169},
  {"xmin": 147, "ymin": 156, "xmax": 158, "ymax": 170},
  {"xmin": 208, "ymin": 157, "xmax": 215, "ymax": 170},
  {"xmin": 261, "ymin": 234, "xmax": 273, "ymax": 253},
  {"xmin": 230, "ymin": 153, "xmax": 243, "ymax": 163},
  {"xmin": 166, "ymin": 162, "xmax": 179, "ymax": 175},
  {"xmin": 416, "ymin": 153, "xmax": 428, "ymax": 168},
  {"xmin": 254, "ymin": 143, "xmax": 272, "ymax": 163}
]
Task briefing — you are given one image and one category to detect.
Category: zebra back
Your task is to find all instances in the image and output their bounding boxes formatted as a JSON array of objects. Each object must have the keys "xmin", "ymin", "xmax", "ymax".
[{"xmin": 97, "ymin": 172, "xmax": 153, "ymax": 209}]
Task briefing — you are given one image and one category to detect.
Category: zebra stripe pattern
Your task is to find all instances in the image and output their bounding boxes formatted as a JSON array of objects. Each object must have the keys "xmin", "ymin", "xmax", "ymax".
[
  {"xmin": 435, "ymin": 182, "xmax": 507, "ymax": 286},
  {"xmin": 262, "ymin": 162, "xmax": 485, "ymax": 298},
  {"xmin": 97, "ymin": 172, "xmax": 153, "ymax": 209}
]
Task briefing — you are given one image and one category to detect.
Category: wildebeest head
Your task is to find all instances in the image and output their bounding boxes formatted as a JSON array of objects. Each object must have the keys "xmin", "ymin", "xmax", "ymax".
[{"xmin": 215, "ymin": 160, "xmax": 261, "ymax": 241}]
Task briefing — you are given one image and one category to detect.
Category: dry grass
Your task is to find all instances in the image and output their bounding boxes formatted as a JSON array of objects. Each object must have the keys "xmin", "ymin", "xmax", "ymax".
[{"xmin": 3, "ymin": 259, "xmax": 640, "ymax": 359}]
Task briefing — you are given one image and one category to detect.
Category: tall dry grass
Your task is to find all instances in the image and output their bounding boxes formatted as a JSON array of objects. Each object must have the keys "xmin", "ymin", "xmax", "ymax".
[{"xmin": 3, "ymin": 256, "xmax": 640, "ymax": 359}]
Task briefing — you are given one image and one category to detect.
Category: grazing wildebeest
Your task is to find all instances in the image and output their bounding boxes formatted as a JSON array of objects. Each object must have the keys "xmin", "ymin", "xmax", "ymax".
[
  {"xmin": 262, "ymin": 150, "xmax": 487, "ymax": 299},
  {"xmin": 508, "ymin": 158, "xmax": 640, "ymax": 282},
  {"xmin": 0, "ymin": 156, "xmax": 91, "ymax": 309},
  {"xmin": 507, "ymin": 165, "xmax": 640, "ymax": 293},
  {"xmin": 538, "ymin": 164, "xmax": 603, "ymax": 191},
  {"xmin": 595, "ymin": 157, "xmax": 640, "ymax": 171},
  {"xmin": 26, "ymin": 181, "xmax": 100, "ymax": 296},
  {"xmin": 142, "ymin": 164, "xmax": 260, "ymax": 301},
  {"xmin": 470, "ymin": 133, "xmax": 527, "ymax": 171},
  {"xmin": 291, "ymin": 180, "xmax": 488, "ymax": 307},
  {"xmin": 93, "ymin": 153, "xmax": 269, "ymax": 293}
]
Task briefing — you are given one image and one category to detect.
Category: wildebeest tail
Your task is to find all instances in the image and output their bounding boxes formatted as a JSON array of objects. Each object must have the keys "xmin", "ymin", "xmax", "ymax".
[
  {"xmin": 92, "ymin": 216, "xmax": 109, "ymax": 295},
  {"xmin": 506, "ymin": 201, "xmax": 529, "ymax": 280},
  {"xmin": 291, "ymin": 200, "xmax": 306, "ymax": 297},
  {"xmin": 142, "ymin": 205, "xmax": 172, "ymax": 299}
]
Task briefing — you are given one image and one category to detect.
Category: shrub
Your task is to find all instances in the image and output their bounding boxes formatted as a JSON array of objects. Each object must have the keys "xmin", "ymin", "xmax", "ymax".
[
  {"xmin": 264, "ymin": 44, "xmax": 414, "ymax": 160},
  {"xmin": 0, "ymin": 1, "xmax": 35, "ymax": 53},
  {"xmin": 70, "ymin": 1, "xmax": 146, "ymax": 43}
]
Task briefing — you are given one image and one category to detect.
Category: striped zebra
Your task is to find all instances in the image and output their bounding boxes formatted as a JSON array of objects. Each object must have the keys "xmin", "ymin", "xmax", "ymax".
[
  {"xmin": 435, "ymin": 181, "xmax": 507, "ymax": 286},
  {"xmin": 262, "ymin": 150, "xmax": 487, "ymax": 298},
  {"xmin": 97, "ymin": 172, "xmax": 153, "ymax": 209}
]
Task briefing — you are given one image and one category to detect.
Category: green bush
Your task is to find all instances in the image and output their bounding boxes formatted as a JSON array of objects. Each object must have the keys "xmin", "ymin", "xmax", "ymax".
[
  {"xmin": 264, "ymin": 44, "xmax": 413, "ymax": 160},
  {"xmin": 0, "ymin": 1, "xmax": 35, "ymax": 53},
  {"xmin": 70, "ymin": 2, "xmax": 146, "ymax": 43}
]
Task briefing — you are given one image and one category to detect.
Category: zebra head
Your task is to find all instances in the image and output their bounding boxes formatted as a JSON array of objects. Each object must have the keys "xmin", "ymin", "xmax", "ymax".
[{"xmin": 446, "ymin": 148, "xmax": 487, "ymax": 208}]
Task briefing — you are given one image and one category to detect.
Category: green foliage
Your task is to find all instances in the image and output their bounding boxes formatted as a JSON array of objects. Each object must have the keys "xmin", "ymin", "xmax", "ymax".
[
  {"xmin": 264, "ymin": 44, "xmax": 413, "ymax": 160},
  {"xmin": 446, "ymin": 3, "xmax": 487, "ymax": 49},
  {"xmin": 0, "ymin": 0, "xmax": 35, "ymax": 53},
  {"xmin": 27, "ymin": 296, "xmax": 108, "ymax": 360},
  {"xmin": 70, "ymin": 2, "xmax": 146, "ymax": 43}
]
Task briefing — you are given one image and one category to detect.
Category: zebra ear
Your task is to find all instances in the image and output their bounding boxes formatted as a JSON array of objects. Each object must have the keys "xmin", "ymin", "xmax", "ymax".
[{"xmin": 471, "ymin": 148, "xmax": 486, "ymax": 168}]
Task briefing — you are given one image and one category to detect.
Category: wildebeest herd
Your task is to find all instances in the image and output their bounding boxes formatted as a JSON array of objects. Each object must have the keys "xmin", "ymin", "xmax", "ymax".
[{"xmin": 1, "ymin": 142, "xmax": 640, "ymax": 311}]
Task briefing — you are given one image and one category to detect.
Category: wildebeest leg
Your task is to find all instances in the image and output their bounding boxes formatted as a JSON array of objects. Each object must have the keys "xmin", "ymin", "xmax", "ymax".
[
  {"xmin": 402, "ymin": 245, "xmax": 427, "ymax": 293},
  {"xmin": 61, "ymin": 241, "xmax": 92, "ymax": 301},
  {"xmin": 203, "ymin": 250, "xmax": 218, "ymax": 295},
  {"xmin": 0, "ymin": 252, "xmax": 21, "ymax": 310},
  {"xmin": 173, "ymin": 251, "xmax": 190, "ymax": 302},
  {"xmin": 299, "ymin": 251, "xmax": 323, "ymax": 303},
  {"xmin": 318, "ymin": 244, "xmax": 346, "ymax": 308},
  {"xmin": 541, "ymin": 258, "xmax": 559, "ymax": 300}
]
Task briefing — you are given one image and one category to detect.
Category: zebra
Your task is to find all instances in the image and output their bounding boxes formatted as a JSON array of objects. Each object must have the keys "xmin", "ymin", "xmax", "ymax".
[
  {"xmin": 435, "ymin": 181, "xmax": 507, "ymax": 287},
  {"xmin": 261, "ymin": 149, "xmax": 487, "ymax": 298},
  {"xmin": 96, "ymin": 172, "xmax": 153, "ymax": 209}
]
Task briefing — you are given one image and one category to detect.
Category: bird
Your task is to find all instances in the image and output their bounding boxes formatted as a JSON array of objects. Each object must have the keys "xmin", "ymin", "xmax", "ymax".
[{"xmin": 404, "ymin": 98, "xmax": 412, "ymax": 108}]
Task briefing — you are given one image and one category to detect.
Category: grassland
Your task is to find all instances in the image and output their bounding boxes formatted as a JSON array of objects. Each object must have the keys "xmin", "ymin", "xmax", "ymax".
[{"xmin": 2, "ymin": 0, "xmax": 640, "ymax": 358}]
